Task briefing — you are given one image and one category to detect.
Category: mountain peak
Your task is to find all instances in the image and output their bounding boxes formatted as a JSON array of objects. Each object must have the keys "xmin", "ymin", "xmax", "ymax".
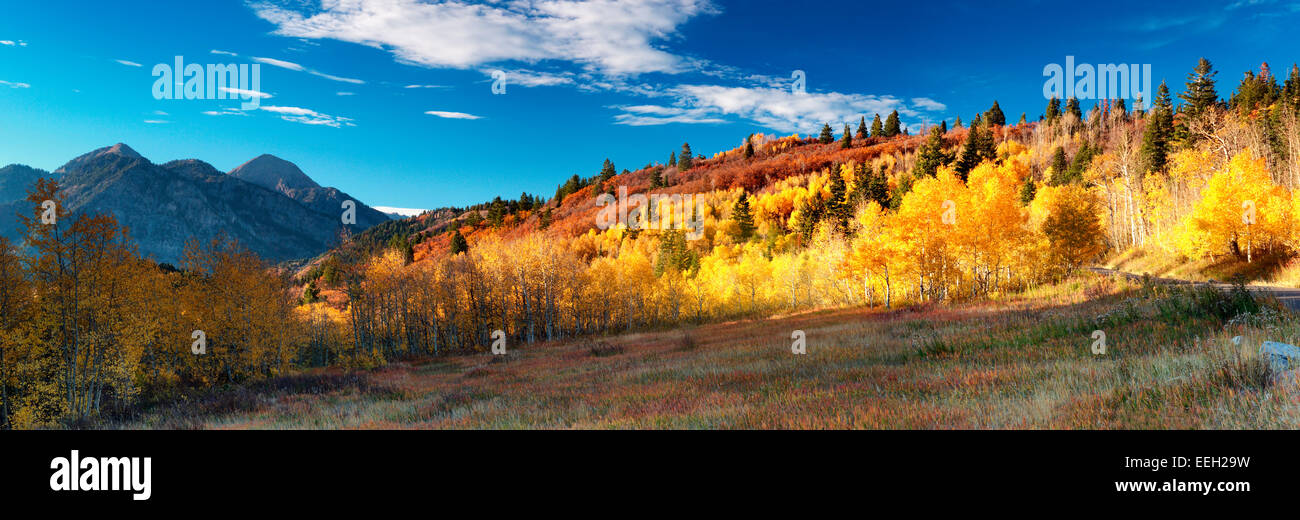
[
  {"xmin": 105, "ymin": 143, "xmax": 142, "ymax": 159},
  {"xmin": 229, "ymin": 154, "xmax": 321, "ymax": 192},
  {"xmin": 54, "ymin": 143, "xmax": 147, "ymax": 175}
]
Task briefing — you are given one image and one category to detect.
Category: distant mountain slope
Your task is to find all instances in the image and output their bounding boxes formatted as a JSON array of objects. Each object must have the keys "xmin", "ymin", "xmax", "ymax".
[
  {"xmin": 0, "ymin": 164, "xmax": 58, "ymax": 240},
  {"xmin": 0, "ymin": 163, "xmax": 56, "ymax": 201},
  {"xmin": 229, "ymin": 154, "xmax": 320, "ymax": 192},
  {"xmin": 230, "ymin": 154, "xmax": 389, "ymax": 229},
  {"xmin": 0, "ymin": 144, "xmax": 387, "ymax": 264}
]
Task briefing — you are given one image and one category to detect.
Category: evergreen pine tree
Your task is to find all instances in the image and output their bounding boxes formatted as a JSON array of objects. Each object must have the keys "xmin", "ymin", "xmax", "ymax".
[
  {"xmin": 826, "ymin": 167, "xmax": 849, "ymax": 233},
  {"xmin": 868, "ymin": 164, "xmax": 891, "ymax": 208},
  {"xmin": 883, "ymin": 110, "xmax": 902, "ymax": 137},
  {"xmin": 1065, "ymin": 97, "xmax": 1082, "ymax": 121},
  {"xmin": 1045, "ymin": 97, "xmax": 1062, "ymax": 123},
  {"xmin": 1019, "ymin": 179, "xmax": 1037, "ymax": 206},
  {"xmin": 1140, "ymin": 81, "xmax": 1175, "ymax": 173},
  {"xmin": 985, "ymin": 100, "xmax": 1006, "ymax": 126},
  {"xmin": 841, "ymin": 124, "xmax": 853, "ymax": 149},
  {"xmin": 732, "ymin": 192, "xmax": 756, "ymax": 241},
  {"xmin": 819, "ymin": 123, "xmax": 835, "ymax": 144},
  {"xmin": 856, "ymin": 116, "xmax": 868, "ymax": 139},
  {"xmin": 954, "ymin": 124, "xmax": 987, "ymax": 180},
  {"xmin": 1048, "ymin": 146, "xmax": 1069, "ymax": 185},
  {"xmin": 669, "ymin": 151, "xmax": 677, "ymax": 167},
  {"xmin": 744, "ymin": 138, "xmax": 755, "ymax": 159},
  {"xmin": 1018, "ymin": 113, "xmax": 1027, "ymax": 125},
  {"xmin": 914, "ymin": 126, "xmax": 950, "ymax": 178},
  {"xmin": 870, "ymin": 113, "xmax": 884, "ymax": 137},
  {"xmin": 450, "ymin": 229, "xmax": 469, "ymax": 255},
  {"xmin": 301, "ymin": 280, "xmax": 319, "ymax": 305},
  {"xmin": 1180, "ymin": 57, "xmax": 1220, "ymax": 120},
  {"xmin": 678, "ymin": 143, "xmax": 693, "ymax": 170},
  {"xmin": 600, "ymin": 158, "xmax": 616, "ymax": 182}
]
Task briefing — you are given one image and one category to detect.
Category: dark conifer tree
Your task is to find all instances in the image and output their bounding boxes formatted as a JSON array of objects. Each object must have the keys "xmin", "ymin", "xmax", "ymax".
[
  {"xmin": 678, "ymin": 143, "xmax": 693, "ymax": 170},
  {"xmin": 985, "ymin": 100, "xmax": 1006, "ymax": 126},
  {"xmin": 883, "ymin": 110, "xmax": 902, "ymax": 137},
  {"xmin": 732, "ymin": 192, "xmax": 756, "ymax": 240},
  {"xmin": 819, "ymin": 123, "xmax": 835, "ymax": 144}
]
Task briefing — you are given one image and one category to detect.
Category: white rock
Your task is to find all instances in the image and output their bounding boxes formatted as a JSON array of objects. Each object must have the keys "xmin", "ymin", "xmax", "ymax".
[{"xmin": 1259, "ymin": 341, "xmax": 1300, "ymax": 371}]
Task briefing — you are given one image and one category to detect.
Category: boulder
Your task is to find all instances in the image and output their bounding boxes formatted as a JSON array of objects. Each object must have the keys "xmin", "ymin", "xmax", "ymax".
[{"xmin": 1259, "ymin": 341, "xmax": 1300, "ymax": 372}]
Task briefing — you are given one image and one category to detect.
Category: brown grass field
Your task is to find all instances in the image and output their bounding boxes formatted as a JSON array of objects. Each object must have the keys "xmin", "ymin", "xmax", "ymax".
[{"xmin": 118, "ymin": 273, "xmax": 1300, "ymax": 429}]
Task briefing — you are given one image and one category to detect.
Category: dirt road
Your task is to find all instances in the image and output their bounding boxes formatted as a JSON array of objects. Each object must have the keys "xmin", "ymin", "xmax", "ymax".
[{"xmin": 1088, "ymin": 267, "xmax": 1300, "ymax": 312}]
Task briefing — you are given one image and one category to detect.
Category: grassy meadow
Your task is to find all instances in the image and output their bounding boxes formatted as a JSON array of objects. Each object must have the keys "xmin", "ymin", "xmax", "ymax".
[{"xmin": 116, "ymin": 272, "xmax": 1300, "ymax": 429}]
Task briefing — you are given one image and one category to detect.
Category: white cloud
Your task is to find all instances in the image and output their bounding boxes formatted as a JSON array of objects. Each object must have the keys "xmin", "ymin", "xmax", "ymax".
[
  {"xmin": 250, "ymin": 0, "xmax": 718, "ymax": 76},
  {"xmin": 1, "ymin": 40, "xmax": 27, "ymax": 47},
  {"xmin": 143, "ymin": 120, "xmax": 169, "ymax": 124},
  {"xmin": 210, "ymin": 49, "xmax": 239, "ymax": 56},
  {"xmin": 202, "ymin": 108, "xmax": 249, "ymax": 116},
  {"xmin": 911, "ymin": 97, "xmax": 947, "ymax": 111},
  {"xmin": 153, "ymin": 110, "xmax": 169, "ymax": 116},
  {"xmin": 252, "ymin": 56, "xmax": 305, "ymax": 71},
  {"xmin": 115, "ymin": 59, "xmax": 143, "ymax": 67},
  {"xmin": 336, "ymin": 91, "xmax": 356, "ymax": 96},
  {"xmin": 404, "ymin": 84, "xmax": 449, "ymax": 89},
  {"xmin": 218, "ymin": 86, "xmax": 272, "ymax": 99},
  {"xmin": 247, "ymin": 1, "xmax": 947, "ymax": 134},
  {"xmin": 425, "ymin": 110, "xmax": 482, "ymax": 120},
  {"xmin": 486, "ymin": 68, "xmax": 576, "ymax": 88},
  {"xmin": 0, "ymin": 80, "xmax": 30, "ymax": 88},
  {"xmin": 611, "ymin": 104, "xmax": 725, "ymax": 126},
  {"xmin": 260, "ymin": 105, "xmax": 354, "ymax": 127},
  {"xmin": 309, "ymin": 70, "xmax": 364, "ymax": 84},
  {"xmin": 253, "ymin": 56, "xmax": 365, "ymax": 84},
  {"xmin": 623, "ymin": 85, "xmax": 920, "ymax": 133}
]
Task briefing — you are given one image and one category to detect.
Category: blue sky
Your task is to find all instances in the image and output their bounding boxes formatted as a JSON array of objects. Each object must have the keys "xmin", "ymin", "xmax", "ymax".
[{"xmin": 2, "ymin": 0, "xmax": 1299, "ymax": 210}]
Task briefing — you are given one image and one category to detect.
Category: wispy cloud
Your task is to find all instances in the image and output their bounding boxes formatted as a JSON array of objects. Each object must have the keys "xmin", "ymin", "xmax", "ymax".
[
  {"xmin": 114, "ymin": 59, "xmax": 143, "ymax": 67},
  {"xmin": 210, "ymin": 49, "xmax": 238, "ymax": 56},
  {"xmin": 202, "ymin": 108, "xmax": 250, "ymax": 117},
  {"xmin": 610, "ymin": 104, "xmax": 725, "ymax": 126},
  {"xmin": 404, "ymin": 84, "xmax": 450, "ymax": 89},
  {"xmin": 309, "ymin": 70, "xmax": 364, "ymax": 84},
  {"xmin": 253, "ymin": 55, "xmax": 365, "ymax": 84},
  {"xmin": 483, "ymin": 68, "xmax": 576, "ymax": 88},
  {"xmin": 0, "ymin": 80, "xmax": 30, "ymax": 88},
  {"xmin": 252, "ymin": 56, "xmax": 305, "ymax": 71},
  {"xmin": 218, "ymin": 86, "xmax": 273, "ymax": 99},
  {"xmin": 0, "ymin": 40, "xmax": 28, "ymax": 47},
  {"xmin": 425, "ymin": 110, "xmax": 482, "ymax": 120},
  {"xmin": 911, "ymin": 97, "xmax": 947, "ymax": 111},
  {"xmin": 260, "ymin": 105, "xmax": 354, "ymax": 127},
  {"xmin": 336, "ymin": 91, "xmax": 356, "ymax": 96},
  {"xmin": 143, "ymin": 120, "xmax": 169, "ymax": 124}
]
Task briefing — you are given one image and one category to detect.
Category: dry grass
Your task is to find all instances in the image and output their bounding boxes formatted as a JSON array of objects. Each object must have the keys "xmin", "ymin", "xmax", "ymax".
[
  {"xmin": 117, "ymin": 273, "xmax": 1300, "ymax": 429},
  {"xmin": 1107, "ymin": 246, "xmax": 1295, "ymax": 286}
]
